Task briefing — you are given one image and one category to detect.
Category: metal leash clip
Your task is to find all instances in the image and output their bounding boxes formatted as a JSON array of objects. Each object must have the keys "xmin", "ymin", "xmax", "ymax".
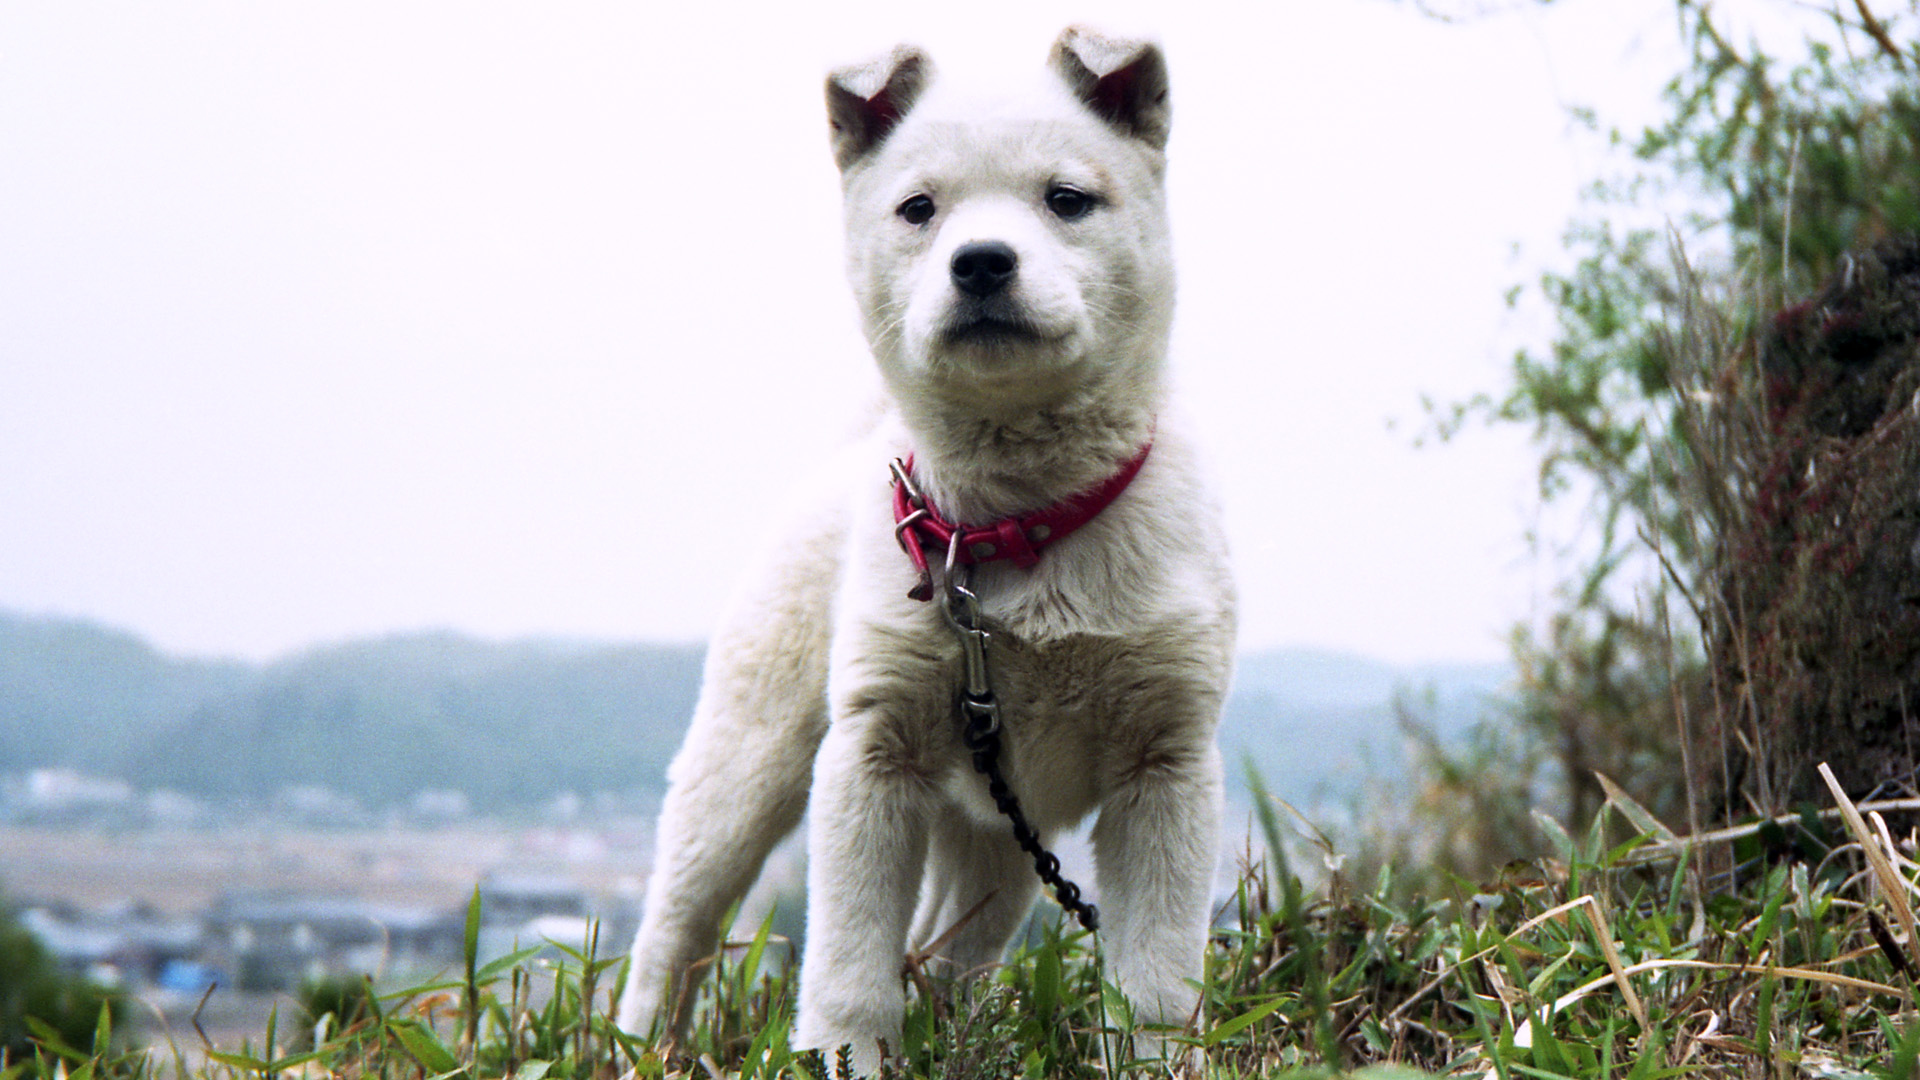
[
  {"xmin": 935, "ymin": 531, "xmax": 1096, "ymax": 931},
  {"xmin": 941, "ymin": 533, "xmax": 997, "ymax": 731}
]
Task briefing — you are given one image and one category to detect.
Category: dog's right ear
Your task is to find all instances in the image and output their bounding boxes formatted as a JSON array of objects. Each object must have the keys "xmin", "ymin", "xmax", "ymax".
[
  {"xmin": 826, "ymin": 45, "xmax": 931, "ymax": 171},
  {"xmin": 1049, "ymin": 26, "xmax": 1170, "ymax": 151}
]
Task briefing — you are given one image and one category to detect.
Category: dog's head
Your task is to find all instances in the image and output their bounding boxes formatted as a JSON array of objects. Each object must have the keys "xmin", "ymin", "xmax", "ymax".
[{"xmin": 827, "ymin": 28, "xmax": 1175, "ymax": 416}]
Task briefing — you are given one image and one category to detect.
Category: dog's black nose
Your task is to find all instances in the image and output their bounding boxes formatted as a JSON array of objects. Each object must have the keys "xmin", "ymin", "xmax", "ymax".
[{"xmin": 950, "ymin": 241, "xmax": 1018, "ymax": 298}]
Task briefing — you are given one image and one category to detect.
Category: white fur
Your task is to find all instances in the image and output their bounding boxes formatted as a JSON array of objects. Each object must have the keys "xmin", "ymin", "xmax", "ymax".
[{"xmin": 618, "ymin": 28, "xmax": 1234, "ymax": 1076}]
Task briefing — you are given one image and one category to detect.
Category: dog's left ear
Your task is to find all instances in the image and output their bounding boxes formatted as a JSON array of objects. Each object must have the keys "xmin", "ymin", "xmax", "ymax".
[
  {"xmin": 826, "ymin": 45, "xmax": 932, "ymax": 171},
  {"xmin": 1049, "ymin": 26, "xmax": 1170, "ymax": 150}
]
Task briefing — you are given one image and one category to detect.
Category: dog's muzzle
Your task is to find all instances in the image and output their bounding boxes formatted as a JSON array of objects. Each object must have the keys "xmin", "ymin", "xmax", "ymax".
[
  {"xmin": 940, "ymin": 240, "xmax": 1054, "ymax": 347},
  {"xmin": 950, "ymin": 240, "xmax": 1017, "ymax": 299}
]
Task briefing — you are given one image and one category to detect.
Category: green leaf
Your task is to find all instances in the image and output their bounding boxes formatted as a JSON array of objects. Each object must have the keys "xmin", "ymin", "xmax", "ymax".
[
  {"xmin": 378, "ymin": 977, "xmax": 465, "ymax": 1001},
  {"xmin": 510, "ymin": 1061, "xmax": 553, "ymax": 1080},
  {"xmin": 475, "ymin": 944, "xmax": 547, "ymax": 983},
  {"xmin": 389, "ymin": 1018, "xmax": 462, "ymax": 1075},
  {"xmin": 1199, "ymin": 994, "xmax": 1287, "ymax": 1047},
  {"xmin": 1595, "ymin": 771, "xmax": 1676, "ymax": 842},
  {"xmin": 1532, "ymin": 811, "xmax": 1578, "ymax": 861},
  {"xmin": 1527, "ymin": 998, "xmax": 1571, "ymax": 1073},
  {"xmin": 1032, "ymin": 934, "xmax": 1061, "ymax": 1025},
  {"xmin": 23, "ymin": 1017, "xmax": 88, "ymax": 1064}
]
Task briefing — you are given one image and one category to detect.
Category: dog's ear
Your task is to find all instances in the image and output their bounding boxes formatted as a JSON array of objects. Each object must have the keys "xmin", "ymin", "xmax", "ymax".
[
  {"xmin": 1048, "ymin": 26, "xmax": 1170, "ymax": 150},
  {"xmin": 826, "ymin": 45, "xmax": 932, "ymax": 171}
]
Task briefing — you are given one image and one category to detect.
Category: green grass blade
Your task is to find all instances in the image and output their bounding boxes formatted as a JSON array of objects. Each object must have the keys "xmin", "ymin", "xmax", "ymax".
[
  {"xmin": 202, "ymin": 1049, "xmax": 274, "ymax": 1072},
  {"xmin": 465, "ymin": 885, "xmax": 483, "ymax": 967},
  {"xmin": 1622, "ymin": 1027, "xmax": 1666, "ymax": 1080},
  {"xmin": 263, "ymin": 1002, "xmax": 279, "ymax": 1078},
  {"xmin": 740, "ymin": 908, "xmax": 775, "ymax": 994},
  {"xmin": 1747, "ymin": 868, "xmax": 1789, "ymax": 958},
  {"xmin": 463, "ymin": 884, "xmax": 483, "ymax": 1059},
  {"xmin": 91, "ymin": 998, "xmax": 111, "ymax": 1056},
  {"xmin": 1880, "ymin": 1016, "xmax": 1920, "ymax": 1080},
  {"xmin": 1244, "ymin": 761, "xmax": 1288, "ymax": 889},
  {"xmin": 1507, "ymin": 1065, "xmax": 1583, "ymax": 1080},
  {"xmin": 265, "ymin": 1049, "xmax": 333, "ymax": 1072}
]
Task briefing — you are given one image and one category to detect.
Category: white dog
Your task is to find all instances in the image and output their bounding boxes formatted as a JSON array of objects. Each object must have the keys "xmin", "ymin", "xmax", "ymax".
[{"xmin": 618, "ymin": 27, "xmax": 1235, "ymax": 1075}]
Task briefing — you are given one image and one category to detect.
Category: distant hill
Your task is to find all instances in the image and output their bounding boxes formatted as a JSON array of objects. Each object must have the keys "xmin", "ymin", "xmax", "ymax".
[
  {"xmin": 1219, "ymin": 649, "xmax": 1511, "ymax": 809},
  {"xmin": 0, "ymin": 613, "xmax": 253, "ymax": 775},
  {"xmin": 0, "ymin": 611, "xmax": 1510, "ymax": 809}
]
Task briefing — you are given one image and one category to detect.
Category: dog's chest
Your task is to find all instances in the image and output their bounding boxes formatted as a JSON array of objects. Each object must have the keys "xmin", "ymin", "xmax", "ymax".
[{"xmin": 936, "ymin": 630, "xmax": 1155, "ymax": 830}]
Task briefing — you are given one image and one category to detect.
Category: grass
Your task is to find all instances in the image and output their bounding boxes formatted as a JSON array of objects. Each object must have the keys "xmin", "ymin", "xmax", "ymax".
[{"xmin": 3, "ymin": 770, "xmax": 1914, "ymax": 1080}]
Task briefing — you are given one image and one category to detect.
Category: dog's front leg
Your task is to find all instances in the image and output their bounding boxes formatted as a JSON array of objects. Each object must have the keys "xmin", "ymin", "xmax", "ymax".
[
  {"xmin": 1091, "ymin": 737, "xmax": 1223, "ymax": 1067},
  {"xmin": 793, "ymin": 711, "xmax": 934, "ymax": 1076}
]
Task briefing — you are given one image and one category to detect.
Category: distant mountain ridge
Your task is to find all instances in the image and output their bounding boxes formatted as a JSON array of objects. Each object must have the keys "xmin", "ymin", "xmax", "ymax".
[
  {"xmin": 1219, "ymin": 648, "xmax": 1510, "ymax": 806},
  {"xmin": 0, "ymin": 612, "xmax": 703, "ymax": 808},
  {"xmin": 0, "ymin": 611, "xmax": 1510, "ymax": 809}
]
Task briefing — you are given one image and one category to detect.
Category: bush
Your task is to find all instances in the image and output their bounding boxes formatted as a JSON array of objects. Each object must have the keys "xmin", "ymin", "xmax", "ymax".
[
  {"xmin": 0, "ymin": 902, "xmax": 121, "ymax": 1069},
  {"xmin": 294, "ymin": 973, "xmax": 375, "ymax": 1049},
  {"xmin": 1427, "ymin": 0, "xmax": 1920, "ymax": 864}
]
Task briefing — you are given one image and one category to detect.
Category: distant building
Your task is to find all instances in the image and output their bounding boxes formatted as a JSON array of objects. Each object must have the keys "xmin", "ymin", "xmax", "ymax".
[
  {"xmin": 18, "ymin": 901, "xmax": 204, "ymax": 986},
  {"xmin": 205, "ymin": 893, "xmax": 460, "ymax": 991},
  {"xmin": 409, "ymin": 789, "xmax": 471, "ymax": 821},
  {"xmin": 476, "ymin": 872, "xmax": 587, "ymax": 926},
  {"xmin": 469, "ymin": 872, "xmax": 637, "ymax": 965},
  {"xmin": 16, "ymin": 867, "xmax": 633, "ymax": 998},
  {"xmin": 272, "ymin": 785, "xmax": 370, "ymax": 826},
  {"xmin": 6, "ymin": 769, "xmax": 138, "ymax": 824}
]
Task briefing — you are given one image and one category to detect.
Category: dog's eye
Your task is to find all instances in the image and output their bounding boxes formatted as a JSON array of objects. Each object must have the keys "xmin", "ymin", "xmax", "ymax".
[
  {"xmin": 897, "ymin": 194, "xmax": 936, "ymax": 225},
  {"xmin": 1044, "ymin": 185, "xmax": 1096, "ymax": 220}
]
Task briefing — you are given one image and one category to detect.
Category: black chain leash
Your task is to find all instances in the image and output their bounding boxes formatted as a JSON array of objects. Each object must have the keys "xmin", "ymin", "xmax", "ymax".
[
  {"xmin": 956, "ymin": 679, "xmax": 1100, "ymax": 931},
  {"xmin": 939, "ymin": 536, "xmax": 1100, "ymax": 933}
]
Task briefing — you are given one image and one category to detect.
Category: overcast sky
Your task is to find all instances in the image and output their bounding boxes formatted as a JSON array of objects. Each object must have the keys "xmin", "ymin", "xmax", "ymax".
[{"xmin": 0, "ymin": 0, "xmax": 1751, "ymax": 665}]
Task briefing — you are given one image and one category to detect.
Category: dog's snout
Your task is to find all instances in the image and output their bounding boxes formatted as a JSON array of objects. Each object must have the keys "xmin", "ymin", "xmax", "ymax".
[{"xmin": 950, "ymin": 241, "xmax": 1018, "ymax": 299}]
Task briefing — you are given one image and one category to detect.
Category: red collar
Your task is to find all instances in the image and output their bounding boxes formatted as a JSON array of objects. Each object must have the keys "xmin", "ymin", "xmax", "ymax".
[{"xmin": 890, "ymin": 441, "xmax": 1153, "ymax": 602}]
